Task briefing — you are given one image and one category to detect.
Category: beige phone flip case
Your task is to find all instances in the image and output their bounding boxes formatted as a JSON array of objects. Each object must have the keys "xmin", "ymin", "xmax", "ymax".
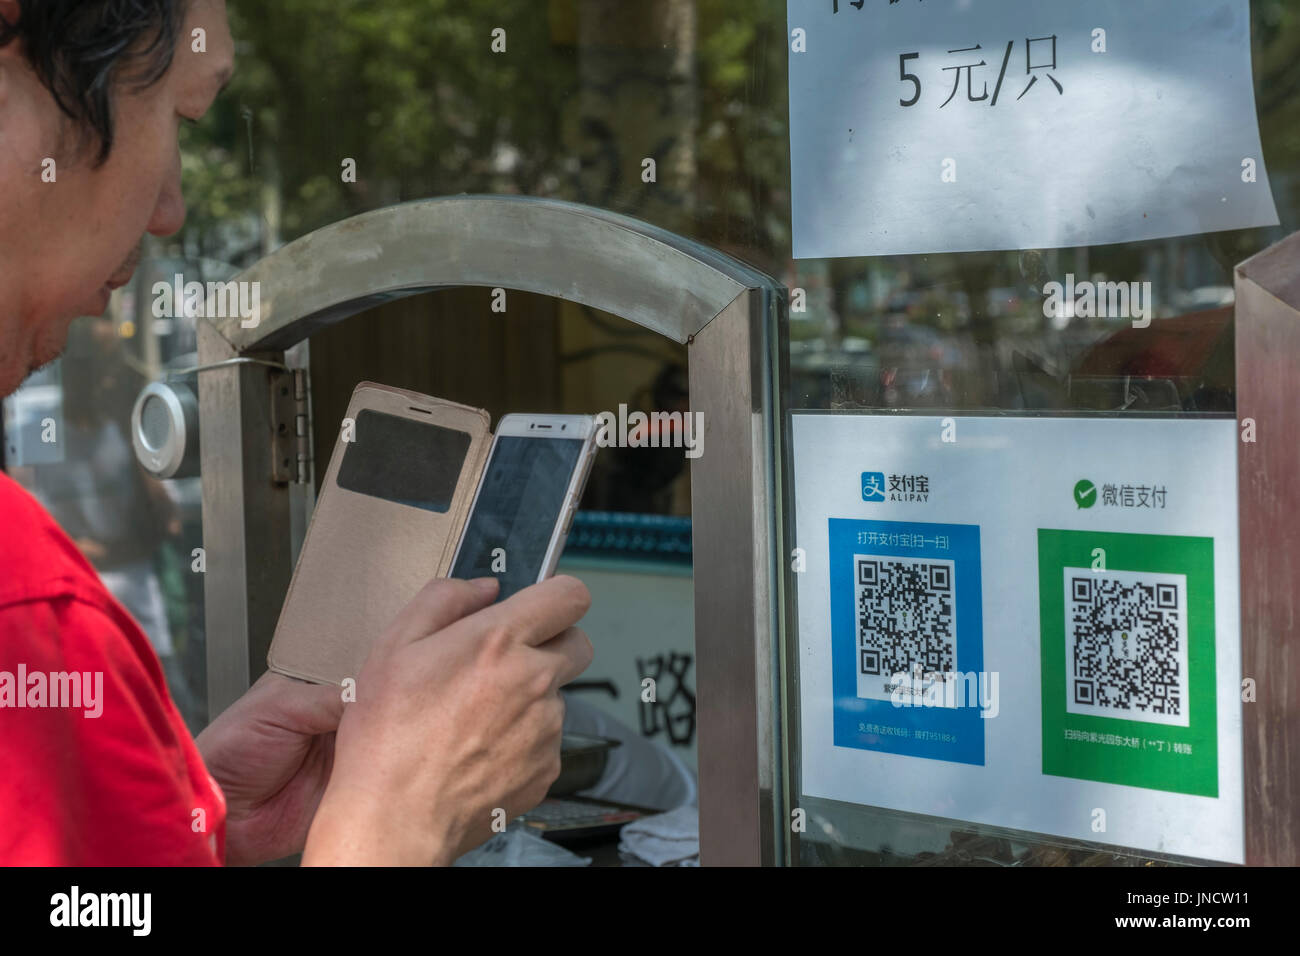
[{"xmin": 267, "ymin": 382, "xmax": 493, "ymax": 686}]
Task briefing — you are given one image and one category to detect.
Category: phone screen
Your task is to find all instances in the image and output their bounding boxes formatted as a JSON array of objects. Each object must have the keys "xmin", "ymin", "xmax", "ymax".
[{"xmin": 450, "ymin": 435, "xmax": 585, "ymax": 601}]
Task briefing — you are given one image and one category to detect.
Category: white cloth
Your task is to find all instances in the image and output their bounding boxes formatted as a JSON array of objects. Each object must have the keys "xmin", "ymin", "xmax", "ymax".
[{"xmin": 617, "ymin": 806, "xmax": 699, "ymax": 867}]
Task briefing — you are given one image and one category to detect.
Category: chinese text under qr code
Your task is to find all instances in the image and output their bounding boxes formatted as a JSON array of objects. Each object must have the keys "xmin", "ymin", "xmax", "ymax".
[
  {"xmin": 1065, "ymin": 568, "xmax": 1190, "ymax": 728},
  {"xmin": 855, "ymin": 554, "xmax": 955, "ymax": 702}
]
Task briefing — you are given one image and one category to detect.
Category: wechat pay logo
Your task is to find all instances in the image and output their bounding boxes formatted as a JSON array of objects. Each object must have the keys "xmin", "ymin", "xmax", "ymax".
[
  {"xmin": 1073, "ymin": 479, "xmax": 1098, "ymax": 510},
  {"xmin": 862, "ymin": 472, "xmax": 886, "ymax": 502}
]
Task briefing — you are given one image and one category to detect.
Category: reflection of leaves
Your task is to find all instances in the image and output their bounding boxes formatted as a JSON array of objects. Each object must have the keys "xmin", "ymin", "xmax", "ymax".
[
  {"xmin": 697, "ymin": 2, "xmax": 789, "ymax": 257},
  {"xmin": 1251, "ymin": 0, "xmax": 1300, "ymax": 250},
  {"xmin": 222, "ymin": 0, "xmax": 578, "ymax": 239},
  {"xmin": 178, "ymin": 132, "xmax": 259, "ymax": 259},
  {"xmin": 180, "ymin": 0, "xmax": 795, "ymax": 265},
  {"xmin": 181, "ymin": 0, "xmax": 1298, "ymax": 277}
]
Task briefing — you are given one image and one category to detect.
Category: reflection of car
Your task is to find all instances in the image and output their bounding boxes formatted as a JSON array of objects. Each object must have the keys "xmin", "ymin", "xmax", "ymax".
[
  {"xmin": 880, "ymin": 366, "xmax": 950, "ymax": 408},
  {"xmin": 1170, "ymin": 286, "xmax": 1234, "ymax": 315},
  {"xmin": 876, "ymin": 320, "xmax": 962, "ymax": 367},
  {"xmin": 873, "ymin": 320, "xmax": 964, "ymax": 408},
  {"xmin": 1069, "ymin": 307, "xmax": 1234, "ymax": 413},
  {"xmin": 3, "ymin": 382, "xmax": 64, "ymax": 466},
  {"xmin": 788, "ymin": 312, "xmax": 973, "ymax": 409}
]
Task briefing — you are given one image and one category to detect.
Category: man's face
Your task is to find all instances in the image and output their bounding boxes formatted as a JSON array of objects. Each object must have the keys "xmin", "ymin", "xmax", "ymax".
[{"xmin": 0, "ymin": 0, "xmax": 233, "ymax": 397}]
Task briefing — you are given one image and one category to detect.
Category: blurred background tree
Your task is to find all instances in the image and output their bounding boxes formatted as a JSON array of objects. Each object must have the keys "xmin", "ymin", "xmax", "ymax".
[
  {"xmin": 173, "ymin": 0, "xmax": 797, "ymax": 270},
  {"xmin": 173, "ymin": 0, "xmax": 1297, "ymax": 272},
  {"xmin": 164, "ymin": 0, "xmax": 1300, "ymax": 416}
]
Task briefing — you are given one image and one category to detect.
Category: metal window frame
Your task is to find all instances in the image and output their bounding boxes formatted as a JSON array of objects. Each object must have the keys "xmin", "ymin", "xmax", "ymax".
[
  {"xmin": 195, "ymin": 195, "xmax": 788, "ymax": 865},
  {"xmin": 1235, "ymin": 229, "xmax": 1300, "ymax": 866}
]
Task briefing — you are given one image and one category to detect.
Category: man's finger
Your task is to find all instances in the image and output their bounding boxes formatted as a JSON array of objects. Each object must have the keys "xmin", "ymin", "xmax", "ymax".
[
  {"xmin": 472, "ymin": 575, "xmax": 592, "ymax": 648},
  {"xmin": 383, "ymin": 576, "xmax": 500, "ymax": 646},
  {"xmin": 531, "ymin": 626, "xmax": 594, "ymax": 689}
]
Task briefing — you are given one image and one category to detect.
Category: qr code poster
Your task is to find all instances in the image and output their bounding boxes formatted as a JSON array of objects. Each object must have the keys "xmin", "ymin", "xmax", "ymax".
[
  {"xmin": 829, "ymin": 518, "xmax": 984, "ymax": 766},
  {"xmin": 1065, "ymin": 569, "xmax": 1189, "ymax": 728},
  {"xmin": 1038, "ymin": 529, "xmax": 1218, "ymax": 798},
  {"xmin": 854, "ymin": 555, "xmax": 957, "ymax": 704}
]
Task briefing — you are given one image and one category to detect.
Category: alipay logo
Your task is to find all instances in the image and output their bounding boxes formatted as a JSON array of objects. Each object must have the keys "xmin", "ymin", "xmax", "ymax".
[{"xmin": 862, "ymin": 472, "xmax": 886, "ymax": 502}]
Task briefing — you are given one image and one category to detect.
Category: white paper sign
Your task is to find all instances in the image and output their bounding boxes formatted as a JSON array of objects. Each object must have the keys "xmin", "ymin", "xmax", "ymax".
[
  {"xmin": 792, "ymin": 414, "xmax": 1243, "ymax": 863},
  {"xmin": 788, "ymin": 0, "xmax": 1280, "ymax": 259}
]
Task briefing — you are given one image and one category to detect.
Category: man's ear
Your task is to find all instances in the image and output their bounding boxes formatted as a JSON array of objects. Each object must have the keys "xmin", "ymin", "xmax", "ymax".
[
  {"xmin": 0, "ymin": 1, "xmax": 13, "ymax": 118},
  {"xmin": 0, "ymin": 0, "xmax": 22, "ymax": 121},
  {"xmin": 0, "ymin": 0, "xmax": 22, "ymax": 67}
]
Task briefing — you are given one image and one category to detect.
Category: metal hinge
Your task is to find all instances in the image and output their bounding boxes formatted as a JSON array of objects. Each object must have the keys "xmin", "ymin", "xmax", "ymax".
[
  {"xmin": 293, "ymin": 368, "xmax": 313, "ymax": 485},
  {"xmin": 269, "ymin": 367, "xmax": 313, "ymax": 485}
]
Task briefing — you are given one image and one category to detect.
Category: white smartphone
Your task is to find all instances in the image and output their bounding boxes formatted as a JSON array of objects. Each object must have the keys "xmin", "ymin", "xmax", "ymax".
[{"xmin": 449, "ymin": 413, "xmax": 599, "ymax": 602}]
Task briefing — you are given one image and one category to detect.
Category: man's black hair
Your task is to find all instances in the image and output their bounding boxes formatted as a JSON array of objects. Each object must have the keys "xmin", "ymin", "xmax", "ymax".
[{"xmin": 0, "ymin": 0, "xmax": 188, "ymax": 165}]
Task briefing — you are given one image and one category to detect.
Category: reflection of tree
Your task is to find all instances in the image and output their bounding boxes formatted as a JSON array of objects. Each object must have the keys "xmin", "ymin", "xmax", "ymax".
[
  {"xmin": 174, "ymin": 0, "xmax": 792, "ymax": 270},
  {"xmin": 570, "ymin": 0, "xmax": 697, "ymax": 225},
  {"xmin": 1255, "ymin": 0, "xmax": 1300, "ymax": 165},
  {"xmin": 174, "ymin": 1, "xmax": 565, "ymax": 262},
  {"xmin": 176, "ymin": 0, "xmax": 1297, "ymax": 263},
  {"xmin": 1200, "ymin": 0, "xmax": 1300, "ymax": 272},
  {"xmin": 171, "ymin": 0, "xmax": 1300, "ymax": 415}
]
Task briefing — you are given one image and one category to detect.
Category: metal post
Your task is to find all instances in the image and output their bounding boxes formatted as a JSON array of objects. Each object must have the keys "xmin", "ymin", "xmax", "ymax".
[
  {"xmin": 1235, "ymin": 229, "xmax": 1300, "ymax": 865},
  {"xmin": 689, "ymin": 287, "xmax": 787, "ymax": 865},
  {"xmin": 197, "ymin": 320, "xmax": 293, "ymax": 717}
]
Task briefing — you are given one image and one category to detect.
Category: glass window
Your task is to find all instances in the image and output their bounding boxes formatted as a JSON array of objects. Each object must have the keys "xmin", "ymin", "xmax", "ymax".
[{"xmin": 8, "ymin": 0, "xmax": 1292, "ymax": 856}]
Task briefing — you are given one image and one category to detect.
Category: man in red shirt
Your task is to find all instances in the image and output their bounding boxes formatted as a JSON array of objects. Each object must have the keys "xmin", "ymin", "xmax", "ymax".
[{"xmin": 0, "ymin": 0, "xmax": 593, "ymax": 866}]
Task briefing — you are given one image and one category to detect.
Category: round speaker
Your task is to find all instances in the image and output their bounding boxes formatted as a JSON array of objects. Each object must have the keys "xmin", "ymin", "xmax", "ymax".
[{"xmin": 131, "ymin": 381, "xmax": 200, "ymax": 479}]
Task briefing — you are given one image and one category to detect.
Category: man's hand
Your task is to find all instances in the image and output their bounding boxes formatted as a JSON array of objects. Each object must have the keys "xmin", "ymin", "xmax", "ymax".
[
  {"xmin": 301, "ymin": 575, "xmax": 593, "ymax": 866},
  {"xmin": 196, "ymin": 670, "xmax": 344, "ymax": 866}
]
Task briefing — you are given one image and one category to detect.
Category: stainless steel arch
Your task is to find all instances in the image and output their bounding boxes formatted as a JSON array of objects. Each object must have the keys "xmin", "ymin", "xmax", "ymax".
[
  {"xmin": 197, "ymin": 195, "xmax": 789, "ymax": 866},
  {"xmin": 206, "ymin": 194, "xmax": 775, "ymax": 352}
]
